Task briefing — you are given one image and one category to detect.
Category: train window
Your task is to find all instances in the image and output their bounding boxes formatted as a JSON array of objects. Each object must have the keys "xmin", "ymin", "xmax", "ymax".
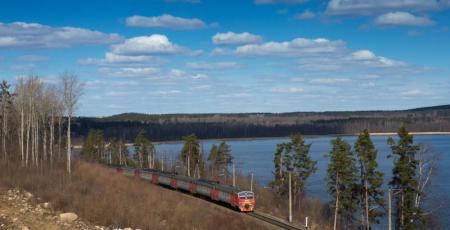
[
  {"xmin": 239, "ymin": 194, "xmax": 246, "ymax": 199},
  {"xmin": 246, "ymin": 193, "xmax": 254, "ymax": 199}
]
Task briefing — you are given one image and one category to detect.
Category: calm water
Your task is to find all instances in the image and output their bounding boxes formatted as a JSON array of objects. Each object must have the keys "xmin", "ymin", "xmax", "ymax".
[{"xmin": 150, "ymin": 135, "xmax": 450, "ymax": 227}]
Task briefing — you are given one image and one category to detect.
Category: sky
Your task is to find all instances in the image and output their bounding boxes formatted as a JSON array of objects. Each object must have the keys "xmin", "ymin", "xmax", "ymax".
[{"xmin": 0, "ymin": 0, "xmax": 449, "ymax": 116}]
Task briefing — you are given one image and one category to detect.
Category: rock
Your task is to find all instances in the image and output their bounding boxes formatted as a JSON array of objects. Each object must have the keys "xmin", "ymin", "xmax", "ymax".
[
  {"xmin": 159, "ymin": 220, "xmax": 167, "ymax": 226},
  {"xmin": 59, "ymin": 212, "xmax": 78, "ymax": 222},
  {"xmin": 21, "ymin": 226, "xmax": 30, "ymax": 230},
  {"xmin": 42, "ymin": 202, "xmax": 50, "ymax": 209},
  {"xmin": 124, "ymin": 228, "xmax": 133, "ymax": 230},
  {"xmin": 24, "ymin": 192, "xmax": 33, "ymax": 199}
]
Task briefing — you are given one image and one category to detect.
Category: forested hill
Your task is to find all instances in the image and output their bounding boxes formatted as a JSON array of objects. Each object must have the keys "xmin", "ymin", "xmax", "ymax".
[{"xmin": 72, "ymin": 105, "xmax": 450, "ymax": 141}]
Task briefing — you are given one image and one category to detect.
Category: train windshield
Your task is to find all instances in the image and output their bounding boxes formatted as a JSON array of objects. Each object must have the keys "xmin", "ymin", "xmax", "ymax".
[{"xmin": 238, "ymin": 191, "xmax": 254, "ymax": 199}]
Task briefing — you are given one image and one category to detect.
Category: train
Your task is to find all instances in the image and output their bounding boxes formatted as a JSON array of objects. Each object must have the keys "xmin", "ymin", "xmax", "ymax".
[{"xmin": 112, "ymin": 167, "xmax": 255, "ymax": 212}]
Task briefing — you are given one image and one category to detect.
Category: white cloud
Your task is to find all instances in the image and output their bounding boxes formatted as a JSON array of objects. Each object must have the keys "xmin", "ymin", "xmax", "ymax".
[
  {"xmin": 149, "ymin": 90, "xmax": 182, "ymax": 96},
  {"xmin": 100, "ymin": 67, "xmax": 160, "ymax": 77},
  {"xmin": 229, "ymin": 38, "xmax": 345, "ymax": 57},
  {"xmin": 126, "ymin": 14, "xmax": 207, "ymax": 30},
  {"xmin": 374, "ymin": 12, "xmax": 435, "ymax": 26},
  {"xmin": 16, "ymin": 55, "xmax": 48, "ymax": 62},
  {"xmin": 270, "ymin": 87, "xmax": 304, "ymax": 93},
  {"xmin": 212, "ymin": 32, "xmax": 263, "ymax": 45},
  {"xmin": 255, "ymin": 0, "xmax": 305, "ymax": 4},
  {"xmin": 352, "ymin": 50, "xmax": 376, "ymax": 60},
  {"xmin": 186, "ymin": 61, "xmax": 241, "ymax": 70},
  {"xmin": 401, "ymin": 89, "xmax": 430, "ymax": 97},
  {"xmin": 351, "ymin": 49, "xmax": 405, "ymax": 67},
  {"xmin": 0, "ymin": 22, "xmax": 122, "ymax": 49},
  {"xmin": 111, "ymin": 34, "xmax": 199, "ymax": 56},
  {"xmin": 310, "ymin": 78, "xmax": 351, "ymax": 85},
  {"xmin": 78, "ymin": 52, "xmax": 164, "ymax": 66},
  {"xmin": 326, "ymin": 0, "xmax": 444, "ymax": 15},
  {"xmin": 168, "ymin": 69, "xmax": 208, "ymax": 79},
  {"xmin": 295, "ymin": 10, "xmax": 316, "ymax": 20}
]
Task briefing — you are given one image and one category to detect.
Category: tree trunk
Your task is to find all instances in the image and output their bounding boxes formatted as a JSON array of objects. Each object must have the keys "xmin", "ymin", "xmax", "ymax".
[
  {"xmin": 67, "ymin": 115, "xmax": 71, "ymax": 174},
  {"xmin": 365, "ymin": 178, "xmax": 370, "ymax": 230},
  {"xmin": 333, "ymin": 172, "xmax": 340, "ymax": 230},
  {"xmin": 20, "ymin": 107, "xmax": 24, "ymax": 165}
]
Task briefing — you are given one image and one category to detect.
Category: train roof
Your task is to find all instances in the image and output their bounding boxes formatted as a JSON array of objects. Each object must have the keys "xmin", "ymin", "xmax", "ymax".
[{"xmin": 116, "ymin": 166, "xmax": 250, "ymax": 194}]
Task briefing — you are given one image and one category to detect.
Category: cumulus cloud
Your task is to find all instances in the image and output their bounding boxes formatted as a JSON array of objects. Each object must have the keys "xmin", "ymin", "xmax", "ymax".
[
  {"xmin": 352, "ymin": 50, "xmax": 376, "ymax": 60},
  {"xmin": 351, "ymin": 49, "xmax": 405, "ymax": 67},
  {"xmin": 326, "ymin": 0, "xmax": 445, "ymax": 15},
  {"xmin": 186, "ymin": 61, "xmax": 241, "ymax": 70},
  {"xmin": 111, "ymin": 34, "xmax": 200, "ymax": 56},
  {"xmin": 255, "ymin": 0, "xmax": 306, "ymax": 4},
  {"xmin": 212, "ymin": 32, "xmax": 263, "ymax": 45},
  {"xmin": 295, "ymin": 10, "xmax": 316, "ymax": 20},
  {"xmin": 216, "ymin": 37, "xmax": 345, "ymax": 57},
  {"xmin": 0, "ymin": 22, "xmax": 122, "ymax": 49},
  {"xmin": 126, "ymin": 14, "xmax": 207, "ymax": 30},
  {"xmin": 374, "ymin": 12, "xmax": 435, "ymax": 26}
]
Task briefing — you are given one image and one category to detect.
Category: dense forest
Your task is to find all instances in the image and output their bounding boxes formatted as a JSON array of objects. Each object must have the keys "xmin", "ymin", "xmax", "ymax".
[{"xmin": 72, "ymin": 105, "xmax": 450, "ymax": 141}]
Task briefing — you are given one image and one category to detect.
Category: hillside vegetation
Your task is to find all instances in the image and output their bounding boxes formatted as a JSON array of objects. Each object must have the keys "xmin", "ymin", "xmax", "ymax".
[{"xmin": 73, "ymin": 105, "xmax": 450, "ymax": 141}]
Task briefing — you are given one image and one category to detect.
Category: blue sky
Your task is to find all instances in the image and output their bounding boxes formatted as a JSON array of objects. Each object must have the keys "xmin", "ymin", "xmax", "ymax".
[{"xmin": 0, "ymin": 0, "xmax": 449, "ymax": 116}]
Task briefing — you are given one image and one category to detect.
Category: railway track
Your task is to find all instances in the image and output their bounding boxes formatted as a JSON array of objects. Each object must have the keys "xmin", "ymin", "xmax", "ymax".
[{"xmin": 247, "ymin": 211, "xmax": 307, "ymax": 230}]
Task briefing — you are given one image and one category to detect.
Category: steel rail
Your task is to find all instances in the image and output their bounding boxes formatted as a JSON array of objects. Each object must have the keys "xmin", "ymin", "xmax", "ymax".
[{"xmin": 247, "ymin": 211, "xmax": 307, "ymax": 230}]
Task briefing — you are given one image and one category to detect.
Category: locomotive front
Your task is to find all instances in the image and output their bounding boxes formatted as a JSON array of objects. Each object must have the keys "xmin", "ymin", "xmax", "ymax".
[{"xmin": 237, "ymin": 191, "xmax": 255, "ymax": 212}]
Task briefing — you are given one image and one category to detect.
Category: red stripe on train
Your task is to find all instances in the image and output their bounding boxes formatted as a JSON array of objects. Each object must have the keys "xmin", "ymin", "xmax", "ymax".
[
  {"xmin": 152, "ymin": 174, "xmax": 159, "ymax": 184},
  {"xmin": 170, "ymin": 178, "xmax": 177, "ymax": 188},
  {"xmin": 188, "ymin": 183, "xmax": 197, "ymax": 193}
]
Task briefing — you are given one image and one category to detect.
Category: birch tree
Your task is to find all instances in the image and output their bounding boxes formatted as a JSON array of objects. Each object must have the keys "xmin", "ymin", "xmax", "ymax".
[{"xmin": 61, "ymin": 72, "xmax": 83, "ymax": 174}]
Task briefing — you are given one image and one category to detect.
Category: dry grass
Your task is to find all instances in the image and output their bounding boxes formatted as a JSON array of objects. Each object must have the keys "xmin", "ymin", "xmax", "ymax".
[{"xmin": 0, "ymin": 160, "xmax": 272, "ymax": 230}]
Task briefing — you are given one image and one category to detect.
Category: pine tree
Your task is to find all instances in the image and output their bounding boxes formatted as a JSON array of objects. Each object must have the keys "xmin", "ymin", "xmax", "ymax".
[
  {"xmin": 272, "ymin": 134, "xmax": 317, "ymax": 200},
  {"xmin": 134, "ymin": 129, "xmax": 149, "ymax": 168},
  {"xmin": 355, "ymin": 129, "xmax": 385, "ymax": 228},
  {"xmin": 80, "ymin": 129, "xmax": 105, "ymax": 162},
  {"xmin": 180, "ymin": 134, "xmax": 203, "ymax": 177},
  {"xmin": 326, "ymin": 137, "xmax": 359, "ymax": 229},
  {"xmin": 208, "ymin": 141, "xmax": 233, "ymax": 175},
  {"xmin": 388, "ymin": 127, "xmax": 423, "ymax": 229}
]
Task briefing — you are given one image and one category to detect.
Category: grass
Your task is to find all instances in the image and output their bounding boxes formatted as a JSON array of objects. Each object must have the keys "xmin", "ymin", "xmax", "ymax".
[{"xmin": 0, "ymin": 160, "xmax": 272, "ymax": 230}]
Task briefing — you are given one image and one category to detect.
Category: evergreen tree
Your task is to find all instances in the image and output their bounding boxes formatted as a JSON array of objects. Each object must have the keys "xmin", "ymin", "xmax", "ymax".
[
  {"xmin": 208, "ymin": 141, "xmax": 233, "ymax": 176},
  {"xmin": 326, "ymin": 137, "xmax": 359, "ymax": 229},
  {"xmin": 388, "ymin": 127, "xmax": 423, "ymax": 229},
  {"xmin": 80, "ymin": 129, "xmax": 105, "ymax": 162},
  {"xmin": 134, "ymin": 129, "xmax": 149, "ymax": 168},
  {"xmin": 272, "ymin": 134, "xmax": 317, "ymax": 200},
  {"xmin": 355, "ymin": 129, "xmax": 385, "ymax": 228},
  {"xmin": 180, "ymin": 134, "xmax": 203, "ymax": 177}
]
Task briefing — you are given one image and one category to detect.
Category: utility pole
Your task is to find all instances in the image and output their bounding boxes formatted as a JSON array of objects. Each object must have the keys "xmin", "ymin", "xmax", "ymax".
[
  {"xmin": 233, "ymin": 163, "xmax": 236, "ymax": 187},
  {"xmin": 161, "ymin": 157, "xmax": 164, "ymax": 171},
  {"xmin": 250, "ymin": 172, "xmax": 254, "ymax": 192},
  {"xmin": 289, "ymin": 170, "xmax": 293, "ymax": 223}
]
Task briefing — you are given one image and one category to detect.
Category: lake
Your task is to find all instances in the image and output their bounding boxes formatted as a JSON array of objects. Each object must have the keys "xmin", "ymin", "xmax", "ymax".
[{"xmin": 151, "ymin": 134, "xmax": 450, "ymax": 227}]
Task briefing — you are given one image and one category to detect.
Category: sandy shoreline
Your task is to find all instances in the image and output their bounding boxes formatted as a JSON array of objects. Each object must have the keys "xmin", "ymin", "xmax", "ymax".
[{"xmin": 368, "ymin": 132, "xmax": 450, "ymax": 136}]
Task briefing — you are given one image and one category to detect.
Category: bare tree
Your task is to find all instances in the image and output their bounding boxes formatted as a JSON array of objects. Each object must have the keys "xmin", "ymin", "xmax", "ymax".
[
  {"xmin": 61, "ymin": 72, "xmax": 84, "ymax": 174},
  {"xmin": 415, "ymin": 144, "xmax": 439, "ymax": 212}
]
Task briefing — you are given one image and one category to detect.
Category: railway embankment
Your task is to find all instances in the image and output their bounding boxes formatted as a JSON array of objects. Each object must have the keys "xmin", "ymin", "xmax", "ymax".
[{"xmin": 0, "ymin": 160, "xmax": 274, "ymax": 230}]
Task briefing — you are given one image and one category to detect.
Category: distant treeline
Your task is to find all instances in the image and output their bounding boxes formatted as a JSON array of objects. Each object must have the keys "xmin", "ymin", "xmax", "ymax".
[{"xmin": 71, "ymin": 105, "xmax": 450, "ymax": 141}]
